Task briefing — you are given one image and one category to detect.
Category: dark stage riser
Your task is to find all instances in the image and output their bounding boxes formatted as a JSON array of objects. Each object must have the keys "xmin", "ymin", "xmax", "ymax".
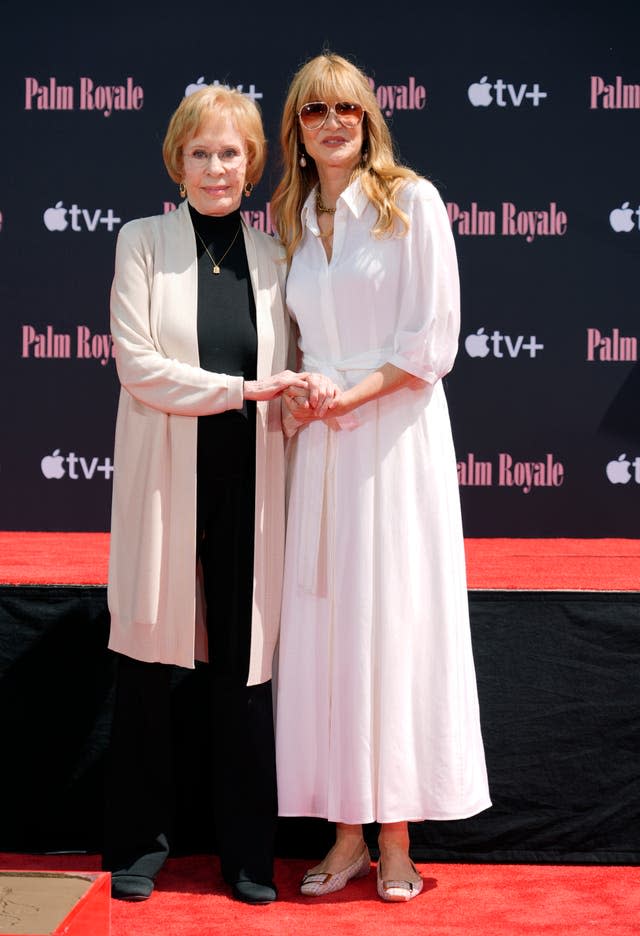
[{"xmin": 0, "ymin": 585, "xmax": 637, "ymax": 864}]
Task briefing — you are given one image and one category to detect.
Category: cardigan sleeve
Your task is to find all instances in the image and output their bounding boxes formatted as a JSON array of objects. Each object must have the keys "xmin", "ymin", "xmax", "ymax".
[{"xmin": 110, "ymin": 220, "xmax": 244, "ymax": 416}]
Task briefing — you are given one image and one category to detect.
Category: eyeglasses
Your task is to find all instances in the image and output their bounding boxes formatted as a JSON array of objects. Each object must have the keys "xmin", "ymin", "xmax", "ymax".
[
  {"xmin": 297, "ymin": 101, "xmax": 365, "ymax": 131},
  {"xmin": 183, "ymin": 147, "xmax": 246, "ymax": 169}
]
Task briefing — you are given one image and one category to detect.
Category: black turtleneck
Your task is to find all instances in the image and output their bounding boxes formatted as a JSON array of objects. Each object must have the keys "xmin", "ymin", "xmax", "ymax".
[{"xmin": 189, "ymin": 202, "xmax": 257, "ymax": 481}]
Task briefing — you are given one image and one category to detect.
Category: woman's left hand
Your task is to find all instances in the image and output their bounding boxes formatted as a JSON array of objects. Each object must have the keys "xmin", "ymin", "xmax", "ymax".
[{"xmin": 284, "ymin": 372, "xmax": 341, "ymax": 420}]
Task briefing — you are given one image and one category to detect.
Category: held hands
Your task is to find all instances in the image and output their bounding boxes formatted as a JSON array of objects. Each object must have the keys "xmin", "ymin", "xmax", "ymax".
[
  {"xmin": 281, "ymin": 363, "xmax": 420, "ymax": 427},
  {"xmin": 243, "ymin": 370, "xmax": 309, "ymax": 402},
  {"xmin": 283, "ymin": 372, "xmax": 343, "ymax": 423}
]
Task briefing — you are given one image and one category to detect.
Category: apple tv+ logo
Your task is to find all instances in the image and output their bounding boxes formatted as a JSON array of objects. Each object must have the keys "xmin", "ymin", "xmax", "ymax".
[
  {"xmin": 609, "ymin": 202, "xmax": 640, "ymax": 233},
  {"xmin": 606, "ymin": 455, "xmax": 640, "ymax": 485},
  {"xmin": 467, "ymin": 76, "xmax": 548, "ymax": 108},
  {"xmin": 41, "ymin": 450, "xmax": 114, "ymax": 480},
  {"xmin": 184, "ymin": 76, "xmax": 263, "ymax": 102},
  {"xmin": 43, "ymin": 202, "xmax": 121, "ymax": 233},
  {"xmin": 465, "ymin": 328, "xmax": 544, "ymax": 359}
]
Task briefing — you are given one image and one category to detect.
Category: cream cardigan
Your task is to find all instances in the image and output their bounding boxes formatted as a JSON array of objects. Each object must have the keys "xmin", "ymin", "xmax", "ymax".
[{"xmin": 107, "ymin": 199, "xmax": 289, "ymax": 683}]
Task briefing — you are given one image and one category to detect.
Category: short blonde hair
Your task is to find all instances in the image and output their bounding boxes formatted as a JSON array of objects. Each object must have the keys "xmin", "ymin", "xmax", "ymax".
[
  {"xmin": 162, "ymin": 85, "xmax": 267, "ymax": 186},
  {"xmin": 271, "ymin": 52, "xmax": 418, "ymax": 263}
]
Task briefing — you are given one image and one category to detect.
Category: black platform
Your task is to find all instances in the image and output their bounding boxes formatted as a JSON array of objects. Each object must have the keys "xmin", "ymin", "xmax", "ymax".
[{"xmin": 1, "ymin": 584, "xmax": 638, "ymax": 864}]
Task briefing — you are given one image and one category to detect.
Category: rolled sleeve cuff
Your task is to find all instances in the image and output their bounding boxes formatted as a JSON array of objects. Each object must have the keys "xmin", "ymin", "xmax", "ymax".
[
  {"xmin": 387, "ymin": 352, "xmax": 438, "ymax": 385},
  {"xmin": 226, "ymin": 375, "xmax": 245, "ymax": 410}
]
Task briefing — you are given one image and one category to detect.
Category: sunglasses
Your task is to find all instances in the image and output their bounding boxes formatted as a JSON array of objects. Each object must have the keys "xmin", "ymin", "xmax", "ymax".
[{"xmin": 297, "ymin": 101, "xmax": 365, "ymax": 130}]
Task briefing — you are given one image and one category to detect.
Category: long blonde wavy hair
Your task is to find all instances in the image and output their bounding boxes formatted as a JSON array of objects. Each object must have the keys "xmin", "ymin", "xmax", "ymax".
[{"xmin": 272, "ymin": 52, "xmax": 420, "ymax": 264}]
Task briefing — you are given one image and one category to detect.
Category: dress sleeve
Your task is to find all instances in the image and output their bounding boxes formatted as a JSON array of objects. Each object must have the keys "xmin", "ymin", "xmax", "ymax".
[
  {"xmin": 110, "ymin": 221, "xmax": 244, "ymax": 416},
  {"xmin": 387, "ymin": 180, "xmax": 460, "ymax": 384}
]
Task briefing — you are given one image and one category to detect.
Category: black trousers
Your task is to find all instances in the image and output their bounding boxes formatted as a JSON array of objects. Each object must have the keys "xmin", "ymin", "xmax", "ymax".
[
  {"xmin": 103, "ymin": 442, "xmax": 277, "ymax": 885},
  {"xmin": 102, "ymin": 659, "xmax": 277, "ymax": 883}
]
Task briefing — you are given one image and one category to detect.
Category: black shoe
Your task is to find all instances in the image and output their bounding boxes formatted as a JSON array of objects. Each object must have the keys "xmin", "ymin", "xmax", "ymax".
[
  {"xmin": 111, "ymin": 873, "xmax": 154, "ymax": 901},
  {"xmin": 230, "ymin": 870, "xmax": 277, "ymax": 905}
]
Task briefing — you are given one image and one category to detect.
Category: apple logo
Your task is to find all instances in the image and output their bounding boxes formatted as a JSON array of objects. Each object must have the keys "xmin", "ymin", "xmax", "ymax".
[
  {"xmin": 606, "ymin": 454, "xmax": 631, "ymax": 484},
  {"xmin": 465, "ymin": 328, "xmax": 491, "ymax": 358},
  {"xmin": 185, "ymin": 76, "xmax": 207, "ymax": 97},
  {"xmin": 468, "ymin": 77, "xmax": 493, "ymax": 107},
  {"xmin": 43, "ymin": 201, "xmax": 68, "ymax": 232},
  {"xmin": 609, "ymin": 202, "xmax": 636, "ymax": 233},
  {"xmin": 41, "ymin": 449, "xmax": 66, "ymax": 479}
]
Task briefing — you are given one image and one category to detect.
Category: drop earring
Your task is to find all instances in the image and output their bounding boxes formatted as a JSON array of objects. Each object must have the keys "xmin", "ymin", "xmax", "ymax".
[
  {"xmin": 243, "ymin": 181, "xmax": 254, "ymax": 197},
  {"xmin": 179, "ymin": 182, "xmax": 186, "ymax": 198},
  {"xmin": 299, "ymin": 147, "xmax": 307, "ymax": 168}
]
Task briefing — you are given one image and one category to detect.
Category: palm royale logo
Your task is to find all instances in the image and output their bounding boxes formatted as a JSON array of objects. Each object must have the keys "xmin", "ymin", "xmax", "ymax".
[
  {"xmin": 590, "ymin": 76, "xmax": 640, "ymax": 109},
  {"xmin": 458, "ymin": 453, "xmax": 565, "ymax": 494},
  {"xmin": 586, "ymin": 328, "xmax": 637, "ymax": 362},
  {"xmin": 162, "ymin": 199, "xmax": 277, "ymax": 234},
  {"xmin": 446, "ymin": 201, "xmax": 567, "ymax": 242},
  {"xmin": 367, "ymin": 76, "xmax": 426, "ymax": 117},
  {"xmin": 22, "ymin": 325, "xmax": 114, "ymax": 365},
  {"xmin": 24, "ymin": 76, "xmax": 143, "ymax": 117}
]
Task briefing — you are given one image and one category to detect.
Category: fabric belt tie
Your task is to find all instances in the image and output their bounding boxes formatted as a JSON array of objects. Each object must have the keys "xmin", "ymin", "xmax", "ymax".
[{"xmin": 296, "ymin": 349, "xmax": 390, "ymax": 595}]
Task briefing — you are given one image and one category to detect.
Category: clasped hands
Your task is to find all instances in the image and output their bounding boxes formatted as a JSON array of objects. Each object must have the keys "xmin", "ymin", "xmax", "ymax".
[
  {"xmin": 283, "ymin": 371, "xmax": 344, "ymax": 423},
  {"xmin": 243, "ymin": 370, "xmax": 343, "ymax": 423}
]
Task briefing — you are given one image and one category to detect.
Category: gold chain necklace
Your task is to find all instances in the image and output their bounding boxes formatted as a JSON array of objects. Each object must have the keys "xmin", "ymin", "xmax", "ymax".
[
  {"xmin": 316, "ymin": 191, "xmax": 336, "ymax": 215},
  {"xmin": 194, "ymin": 225, "xmax": 242, "ymax": 275}
]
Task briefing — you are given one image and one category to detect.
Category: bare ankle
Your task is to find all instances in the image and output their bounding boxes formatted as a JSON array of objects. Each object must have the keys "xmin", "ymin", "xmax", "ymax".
[
  {"xmin": 378, "ymin": 821, "xmax": 410, "ymax": 855},
  {"xmin": 335, "ymin": 824, "xmax": 365, "ymax": 851}
]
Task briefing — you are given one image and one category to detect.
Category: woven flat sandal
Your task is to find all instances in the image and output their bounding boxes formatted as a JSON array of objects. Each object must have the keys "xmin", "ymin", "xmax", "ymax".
[
  {"xmin": 300, "ymin": 846, "xmax": 371, "ymax": 896},
  {"xmin": 376, "ymin": 859, "xmax": 423, "ymax": 902}
]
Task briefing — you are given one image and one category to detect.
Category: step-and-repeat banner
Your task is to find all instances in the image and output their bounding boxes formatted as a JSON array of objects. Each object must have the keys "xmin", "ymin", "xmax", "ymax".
[{"xmin": 2, "ymin": 4, "xmax": 638, "ymax": 534}]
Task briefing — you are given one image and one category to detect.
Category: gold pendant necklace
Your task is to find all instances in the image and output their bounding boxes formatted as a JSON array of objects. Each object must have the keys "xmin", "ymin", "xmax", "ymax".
[{"xmin": 194, "ymin": 225, "xmax": 242, "ymax": 275}]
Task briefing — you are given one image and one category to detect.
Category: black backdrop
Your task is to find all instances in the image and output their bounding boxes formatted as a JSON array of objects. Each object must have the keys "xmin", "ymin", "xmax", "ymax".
[{"xmin": 2, "ymin": 1, "xmax": 639, "ymax": 535}]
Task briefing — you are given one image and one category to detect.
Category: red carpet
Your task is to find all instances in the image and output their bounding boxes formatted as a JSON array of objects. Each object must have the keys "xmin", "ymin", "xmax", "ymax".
[
  {"xmin": 463, "ymin": 537, "xmax": 640, "ymax": 591},
  {"xmin": 1, "ymin": 532, "xmax": 639, "ymax": 590},
  {"xmin": 0, "ymin": 532, "xmax": 110, "ymax": 585},
  {"xmin": 0, "ymin": 852, "xmax": 637, "ymax": 936}
]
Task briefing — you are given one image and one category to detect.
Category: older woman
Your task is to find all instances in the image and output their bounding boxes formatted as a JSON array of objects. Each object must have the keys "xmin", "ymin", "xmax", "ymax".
[
  {"xmin": 102, "ymin": 85, "xmax": 305, "ymax": 904},
  {"xmin": 272, "ymin": 53, "xmax": 491, "ymax": 902}
]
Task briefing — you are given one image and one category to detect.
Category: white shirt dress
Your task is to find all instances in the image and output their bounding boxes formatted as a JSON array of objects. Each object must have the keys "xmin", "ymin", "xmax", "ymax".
[{"xmin": 275, "ymin": 177, "xmax": 491, "ymax": 824}]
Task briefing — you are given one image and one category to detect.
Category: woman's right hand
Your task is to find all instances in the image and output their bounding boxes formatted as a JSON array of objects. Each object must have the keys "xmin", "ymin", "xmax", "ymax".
[
  {"xmin": 243, "ymin": 371, "xmax": 309, "ymax": 401},
  {"xmin": 283, "ymin": 372, "xmax": 342, "ymax": 420}
]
